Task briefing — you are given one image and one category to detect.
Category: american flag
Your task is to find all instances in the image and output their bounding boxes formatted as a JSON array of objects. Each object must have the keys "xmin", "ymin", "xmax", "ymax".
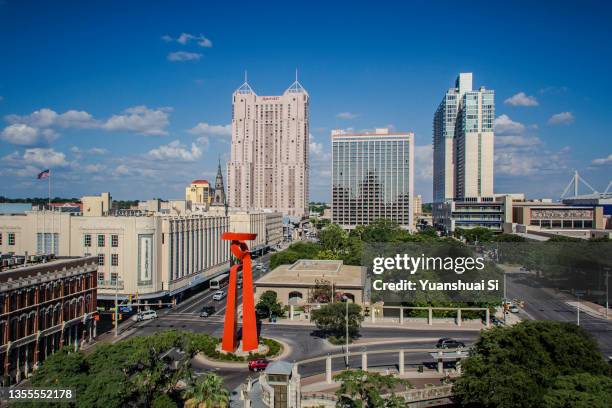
[{"xmin": 37, "ymin": 169, "xmax": 50, "ymax": 179}]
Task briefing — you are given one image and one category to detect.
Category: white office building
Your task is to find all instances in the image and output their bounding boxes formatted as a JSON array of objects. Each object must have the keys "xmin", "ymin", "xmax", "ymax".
[{"xmin": 332, "ymin": 128, "xmax": 414, "ymax": 230}]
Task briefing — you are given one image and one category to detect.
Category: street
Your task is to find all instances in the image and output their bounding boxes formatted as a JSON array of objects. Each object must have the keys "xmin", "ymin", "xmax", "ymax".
[{"xmin": 506, "ymin": 272, "xmax": 612, "ymax": 356}]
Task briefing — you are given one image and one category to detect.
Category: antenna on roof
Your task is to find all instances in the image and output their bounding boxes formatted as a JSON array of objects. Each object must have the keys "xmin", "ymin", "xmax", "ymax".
[{"xmin": 295, "ymin": 68, "xmax": 298, "ymax": 82}]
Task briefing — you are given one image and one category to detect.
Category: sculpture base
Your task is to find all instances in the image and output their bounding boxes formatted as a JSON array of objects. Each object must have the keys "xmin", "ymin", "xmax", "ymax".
[{"xmin": 217, "ymin": 341, "xmax": 268, "ymax": 357}]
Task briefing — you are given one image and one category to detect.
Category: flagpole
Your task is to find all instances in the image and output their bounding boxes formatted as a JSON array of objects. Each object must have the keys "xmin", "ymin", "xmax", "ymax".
[{"xmin": 49, "ymin": 170, "xmax": 53, "ymax": 255}]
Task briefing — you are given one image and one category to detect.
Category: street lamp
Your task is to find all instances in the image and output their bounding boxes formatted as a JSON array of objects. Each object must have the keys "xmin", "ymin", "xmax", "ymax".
[
  {"xmin": 576, "ymin": 292, "xmax": 583, "ymax": 326},
  {"xmin": 342, "ymin": 295, "xmax": 349, "ymax": 368},
  {"xmin": 604, "ymin": 267, "xmax": 610, "ymax": 319}
]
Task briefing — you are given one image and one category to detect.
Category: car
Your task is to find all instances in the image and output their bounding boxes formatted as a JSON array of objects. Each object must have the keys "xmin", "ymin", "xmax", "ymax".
[
  {"xmin": 436, "ymin": 338, "xmax": 465, "ymax": 349},
  {"xmin": 200, "ymin": 306, "xmax": 216, "ymax": 317},
  {"xmin": 509, "ymin": 304, "xmax": 520, "ymax": 313},
  {"xmin": 212, "ymin": 291, "xmax": 226, "ymax": 301},
  {"xmin": 248, "ymin": 358, "xmax": 269, "ymax": 371},
  {"xmin": 134, "ymin": 310, "xmax": 157, "ymax": 322}
]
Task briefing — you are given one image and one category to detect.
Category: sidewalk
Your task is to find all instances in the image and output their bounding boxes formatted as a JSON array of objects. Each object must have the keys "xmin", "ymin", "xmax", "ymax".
[
  {"xmin": 262, "ymin": 318, "xmax": 484, "ymax": 331},
  {"xmin": 541, "ymin": 287, "xmax": 612, "ymax": 321}
]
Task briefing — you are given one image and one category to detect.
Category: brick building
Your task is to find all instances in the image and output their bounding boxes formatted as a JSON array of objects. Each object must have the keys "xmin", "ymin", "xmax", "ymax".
[{"xmin": 0, "ymin": 256, "xmax": 98, "ymax": 385}]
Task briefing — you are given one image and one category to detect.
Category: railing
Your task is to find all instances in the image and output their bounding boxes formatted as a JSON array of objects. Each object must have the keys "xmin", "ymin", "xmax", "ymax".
[{"xmin": 397, "ymin": 384, "xmax": 453, "ymax": 402}]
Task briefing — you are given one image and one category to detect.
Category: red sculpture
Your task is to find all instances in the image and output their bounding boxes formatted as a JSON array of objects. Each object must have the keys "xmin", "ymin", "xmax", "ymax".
[{"xmin": 221, "ymin": 232, "xmax": 259, "ymax": 352}]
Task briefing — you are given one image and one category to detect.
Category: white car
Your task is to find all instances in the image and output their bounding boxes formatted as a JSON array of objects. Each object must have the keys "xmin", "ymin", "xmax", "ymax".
[
  {"xmin": 134, "ymin": 310, "xmax": 157, "ymax": 322},
  {"xmin": 213, "ymin": 291, "xmax": 226, "ymax": 301},
  {"xmin": 509, "ymin": 305, "xmax": 520, "ymax": 313}
]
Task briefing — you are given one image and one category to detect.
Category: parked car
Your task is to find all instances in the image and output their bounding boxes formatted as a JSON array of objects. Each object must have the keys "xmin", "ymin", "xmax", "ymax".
[
  {"xmin": 509, "ymin": 304, "xmax": 520, "ymax": 313},
  {"xmin": 436, "ymin": 338, "xmax": 465, "ymax": 349},
  {"xmin": 213, "ymin": 291, "xmax": 226, "ymax": 301},
  {"xmin": 200, "ymin": 306, "xmax": 216, "ymax": 317},
  {"xmin": 248, "ymin": 358, "xmax": 269, "ymax": 371},
  {"xmin": 134, "ymin": 310, "xmax": 157, "ymax": 322}
]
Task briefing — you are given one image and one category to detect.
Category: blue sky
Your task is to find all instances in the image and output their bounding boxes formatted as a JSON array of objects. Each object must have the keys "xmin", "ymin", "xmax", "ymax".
[{"xmin": 1, "ymin": 0, "xmax": 611, "ymax": 203}]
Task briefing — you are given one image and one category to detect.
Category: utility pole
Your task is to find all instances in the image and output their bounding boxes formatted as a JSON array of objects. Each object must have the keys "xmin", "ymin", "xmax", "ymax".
[{"xmin": 343, "ymin": 295, "xmax": 349, "ymax": 368}]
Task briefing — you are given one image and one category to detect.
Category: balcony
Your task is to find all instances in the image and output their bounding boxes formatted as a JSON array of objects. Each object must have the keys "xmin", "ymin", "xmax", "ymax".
[{"xmin": 97, "ymin": 280, "xmax": 124, "ymax": 290}]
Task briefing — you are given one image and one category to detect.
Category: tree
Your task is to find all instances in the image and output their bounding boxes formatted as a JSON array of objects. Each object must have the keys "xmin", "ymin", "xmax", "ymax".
[
  {"xmin": 455, "ymin": 227, "xmax": 494, "ymax": 243},
  {"xmin": 319, "ymin": 223, "xmax": 348, "ymax": 252},
  {"xmin": 269, "ymin": 242, "xmax": 322, "ymax": 269},
  {"xmin": 311, "ymin": 302, "xmax": 364, "ymax": 339},
  {"xmin": 26, "ymin": 331, "xmax": 222, "ymax": 407},
  {"xmin": 256, "ymin": 290, "xmax": 283, "ymax": 318},
  {"xmin": 334, "ymin": 369, "xmax": 411, "ymax": 408},
  {"xmin": 184, "ymin": 372, "xmax": 230, "ymax": 408},
  {"xmin": 308, "ymin": 279, "xmax": 333, "ymax": 303},
  {"xmin": 453, "ymin": 321, "xmax": 611, "ymax": 408},
  {"xmin": 542, "ymin": 373, "xmax": 612, "ymax": 408}
]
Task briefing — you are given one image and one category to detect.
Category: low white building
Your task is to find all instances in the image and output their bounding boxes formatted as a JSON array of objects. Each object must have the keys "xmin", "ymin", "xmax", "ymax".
[{"xmin": 0, "ymin": 194, "xmax": 230, "ymax": 304}]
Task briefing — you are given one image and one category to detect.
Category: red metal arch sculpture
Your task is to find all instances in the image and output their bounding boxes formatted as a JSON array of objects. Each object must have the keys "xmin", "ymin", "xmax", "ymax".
[{"xmin": 221, "ymin": 232, "xmax": 258, "ymax": 352}]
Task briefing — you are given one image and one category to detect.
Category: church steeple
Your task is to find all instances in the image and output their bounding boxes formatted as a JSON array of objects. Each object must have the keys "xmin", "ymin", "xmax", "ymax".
[{"xmin": 212, "ymin": 157, "xmax": 226, "ymax": 207}]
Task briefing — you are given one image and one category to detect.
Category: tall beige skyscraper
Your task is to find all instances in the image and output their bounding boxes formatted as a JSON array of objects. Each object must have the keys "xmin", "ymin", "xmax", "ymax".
[{"xmin": 227, "ymin": 75, "xmax": 309, "ymax": 218}]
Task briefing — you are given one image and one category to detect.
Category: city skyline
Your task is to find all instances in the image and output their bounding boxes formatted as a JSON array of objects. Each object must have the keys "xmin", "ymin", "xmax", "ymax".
[{"xmin": 1, "ymin": 1, "xmax": 612, "ymax": 203}]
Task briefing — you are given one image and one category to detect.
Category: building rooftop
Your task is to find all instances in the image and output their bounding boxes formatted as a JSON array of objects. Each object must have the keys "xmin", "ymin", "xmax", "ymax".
[
  {"xmin": 265, "ymin": 360, "xmax": 294, "ymax": 376},
  {"xmin": 0, "ymin": 256, "xmax": 97, "ymax": 284},
  {"xmin": 191, "ymin": 179, "xmax": 210, "ymax": 185},
  {"xmin": 255, "ymin": 260, "xmax": 363, "ymax": 288}
]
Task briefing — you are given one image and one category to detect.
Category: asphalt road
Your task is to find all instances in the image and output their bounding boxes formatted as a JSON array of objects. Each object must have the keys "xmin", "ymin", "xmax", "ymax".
[
  {"xmin": 124, "ymin": 249, "xmax": 480, "ymax": 389},
  {"xmin": 506, "ymin": 272, "xmax": 612, "ymax": 356}
]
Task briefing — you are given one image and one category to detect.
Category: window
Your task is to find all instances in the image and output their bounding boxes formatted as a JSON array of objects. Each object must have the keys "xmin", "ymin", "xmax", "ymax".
[
  {"xmin": 97, "ymin": 254, "xmax": 105, "ymax": 266},
  {"xmin": 0, "ymin": 233, "xmax": 2, "ymax": 245},
  {"xmin": 8, "ymin": 233, "xmax": 15, "ymax": 246},
  {"xmin": 111, "ymin": 234, "xmax": 118, "ymax": 247},
  {"xmin": 111, "ymin": 254, "xmax": 119, "ymax": 267},
  {"xmin": 98, "ymin": 272, "xmax": 104, "ymax": 283},
  {"xmin": 84, "ymin": 234, "xmax": 91, "ymax": 247},
  {"xmin": 98, "ymin": 235, "xmax": 105, "ymax": 247},
  {"xmin": 110, "ymin": 273, "xmax": 118, "ymax": 285}
]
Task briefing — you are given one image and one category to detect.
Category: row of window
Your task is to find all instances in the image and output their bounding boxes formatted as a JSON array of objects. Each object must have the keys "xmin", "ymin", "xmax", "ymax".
[
  {"xmin": 0, "ymin": 232, "xmax": 16, "ymax": 246},
  {"xmin": 84, "ymin": 234, "xmax": 119, "ymax": 248},
  {"xmin": 95, "ymin": 253, "xmax": 119, "ymax": 267},
  {"xmin": 98, "ymin": 272, "xmax": 119, "ymax": 284}
]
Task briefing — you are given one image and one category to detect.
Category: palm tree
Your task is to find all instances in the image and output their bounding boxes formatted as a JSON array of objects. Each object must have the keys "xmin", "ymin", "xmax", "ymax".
[{"xmin": 184, "ymin": 372, "xmax": 230, "ymax": 408}]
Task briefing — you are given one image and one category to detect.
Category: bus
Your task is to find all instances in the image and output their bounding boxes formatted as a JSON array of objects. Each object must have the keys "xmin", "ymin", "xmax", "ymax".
[{"xmin": 210, "ymin": 273, "xmax": 230, "ymax": 290}]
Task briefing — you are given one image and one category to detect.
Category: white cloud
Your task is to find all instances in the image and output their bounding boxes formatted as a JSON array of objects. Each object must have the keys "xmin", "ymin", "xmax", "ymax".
[
  {"xmin": 1, "ymin": 124, "xmax": 39, "ymax": 145},
  {"xmin": 592, "ymin": 154, "xmax": 612, "ymax": 166},
  {"xmin": 23, "ymin": 148, "xmax": 68, "ymax": 167},
  {"xmin": 6, "ymin": 108, "xmax": 96, "ymax": 129},
  {"xmin": 188, "ymin": 122, "xmax": 231, "ymax": 137},
  {"xmin": 548, "ymin": 111, "xmax": 574, "ymax": 125},
  {"xmin": 414, "ymin": 145, "xmax": 433, "ymax": 181},
  {"xmin": 102, "ymin": 106, "xmax": 171, "ymax": 135},
  {"xmin": 309, "ymin": 140, "xmax": 323, "ymax": 156},
  {"xmin": 89, "ymin": 147, "xmax": 108, "ymax": 155},
  {"xmin": 336, "ymin": 112, "xmax": 358, "ymax": 120},
  {"xmin": 6, "ymin": 106, "xmax": 171, "ymax": 137},
  {"xmin": 494, "ymin": 114, "xmax": 525, "ymax": 135},
  {"xmin": 165, "ymin": 32, "xmax": 213, "ymax": 48},
  {"xmin": 84, "ymin": 163, "xmax": 106, "ymax": 173},
  {"xmin": 495, "ymin": 137, "xmax": 569, "ymax": 177},
  {"xmin": 504, "ymin": 92, "xmax": 539, "ymax": 107},
  {"xmin": 167, "ymin": 51, "xmax": 202, "ymax": 62},
  {"xmin": 148, "ymin": 140, "xmax": 202, "ymax": 161},
  {"xmin": 496, "ymin": 135, "xmax": 542, "ymax": 147},
  {"xmin": 113, "ymin": 165, "xmax": 130, "ymax": 175}
]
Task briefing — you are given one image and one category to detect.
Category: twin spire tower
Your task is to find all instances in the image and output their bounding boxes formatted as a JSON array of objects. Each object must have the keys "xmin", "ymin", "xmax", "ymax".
[{"xmin": 227, "ymin": 72, "xmax": 309, "ymax": 218}]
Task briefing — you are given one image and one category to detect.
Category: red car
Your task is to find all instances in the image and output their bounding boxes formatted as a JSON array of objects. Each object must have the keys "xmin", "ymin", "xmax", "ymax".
[{"xmin": 248, "ymin": 358, "xmax": 269, "ymax": 371}]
